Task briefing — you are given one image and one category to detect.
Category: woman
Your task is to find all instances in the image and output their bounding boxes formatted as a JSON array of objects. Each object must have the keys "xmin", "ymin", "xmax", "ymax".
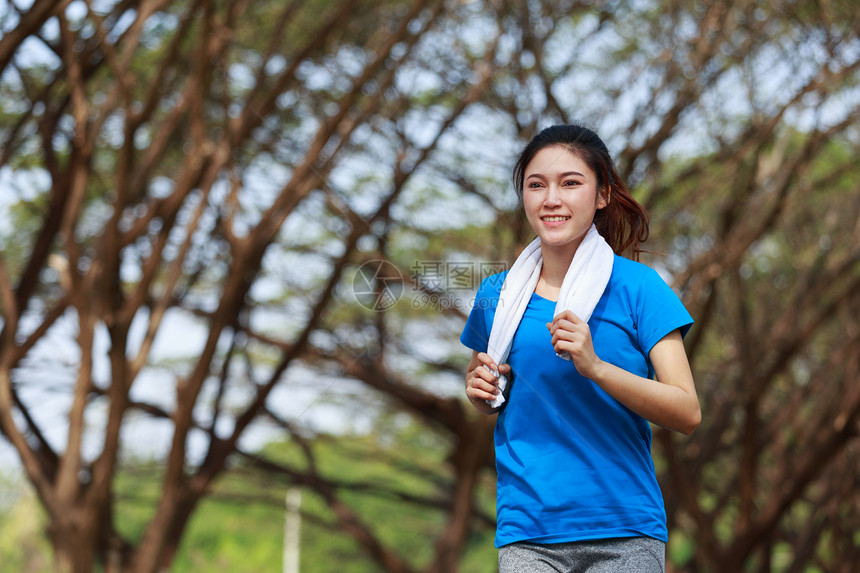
[{"xmin": 461, "ymin": 124, "xmax": 701, "ymax": 572}]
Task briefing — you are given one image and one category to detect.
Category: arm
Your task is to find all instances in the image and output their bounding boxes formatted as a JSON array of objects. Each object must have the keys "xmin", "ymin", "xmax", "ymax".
[
  {"xmin": 464, "ymin": 350, "xmax": 509, "ymax": 416},
  {"xmin": 548, "ymin": 311, "xmax": 701, "ymax": 434}
]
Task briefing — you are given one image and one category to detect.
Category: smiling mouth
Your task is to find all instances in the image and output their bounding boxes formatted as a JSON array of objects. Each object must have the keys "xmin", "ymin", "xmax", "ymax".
[{"xmin": 541, "ymin": 216, "xmax": 570, "ymax": 222}]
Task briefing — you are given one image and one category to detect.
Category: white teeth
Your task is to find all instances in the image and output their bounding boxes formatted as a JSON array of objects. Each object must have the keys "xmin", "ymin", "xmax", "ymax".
[{"xmin": 542, "ymin": 216, "xmax": 569, "ymax": 222}]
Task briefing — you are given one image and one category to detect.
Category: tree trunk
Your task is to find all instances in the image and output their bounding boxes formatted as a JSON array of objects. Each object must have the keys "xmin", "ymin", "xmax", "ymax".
[{"xmin": 49, "ymin": 507, "xmax": 101, "ymax": 573}]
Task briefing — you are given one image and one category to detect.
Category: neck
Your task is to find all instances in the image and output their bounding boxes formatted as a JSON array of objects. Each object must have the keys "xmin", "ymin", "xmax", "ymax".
[{"xmin": 539, "ymin": 241, "xmax": 578, "ymax": 287}]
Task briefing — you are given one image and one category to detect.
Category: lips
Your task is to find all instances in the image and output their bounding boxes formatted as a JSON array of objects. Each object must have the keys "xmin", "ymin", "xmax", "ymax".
[{"xmin": 541, "ymin": 215, "xmax": 570, "ymax": 222}]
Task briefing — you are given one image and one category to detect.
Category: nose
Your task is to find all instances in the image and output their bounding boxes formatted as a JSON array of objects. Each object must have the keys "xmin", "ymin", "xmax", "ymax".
[{"xmin": 543, "ymin": 183, "xmax": 562, "ymax": 207}]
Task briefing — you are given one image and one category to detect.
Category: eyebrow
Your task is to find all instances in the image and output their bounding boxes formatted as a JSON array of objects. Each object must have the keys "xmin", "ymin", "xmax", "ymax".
[{"xmin": 526, "ymin": 171, "xmax": 586, "ymax": 179}]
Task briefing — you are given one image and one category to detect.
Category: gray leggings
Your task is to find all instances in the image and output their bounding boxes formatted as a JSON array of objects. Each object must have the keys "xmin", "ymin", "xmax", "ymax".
[{"xmin": 498, "ymin": 536, "xmax": 665, "ymax": 573}]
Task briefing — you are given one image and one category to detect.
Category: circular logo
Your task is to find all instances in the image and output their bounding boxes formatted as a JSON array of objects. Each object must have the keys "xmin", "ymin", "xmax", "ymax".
[{"xmin": 352, "ymin": 260, "xmax": 403, "ymax": 311}]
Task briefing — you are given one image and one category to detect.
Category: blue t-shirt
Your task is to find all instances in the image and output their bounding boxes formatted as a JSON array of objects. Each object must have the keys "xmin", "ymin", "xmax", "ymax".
[{"xmin": 460, "ymin": 255, "xmax": 693, "ymax": 548}]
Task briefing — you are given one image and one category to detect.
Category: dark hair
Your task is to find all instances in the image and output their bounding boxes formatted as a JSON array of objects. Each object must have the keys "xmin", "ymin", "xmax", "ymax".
[{"xmin": 512, "ymin": 124, "xmax": 649, "ymax": 259}]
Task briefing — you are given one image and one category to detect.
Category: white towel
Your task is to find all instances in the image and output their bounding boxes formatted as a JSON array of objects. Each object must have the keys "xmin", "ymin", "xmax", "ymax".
[{"xmin": 485, "ymin": 224, "xmax": 614, "ymax": 408}]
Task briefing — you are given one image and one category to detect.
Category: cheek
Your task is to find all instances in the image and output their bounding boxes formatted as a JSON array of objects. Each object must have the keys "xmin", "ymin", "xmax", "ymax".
[{"xmin": 522, "ymin": 193, "xmax": 541, "ymax": 214}]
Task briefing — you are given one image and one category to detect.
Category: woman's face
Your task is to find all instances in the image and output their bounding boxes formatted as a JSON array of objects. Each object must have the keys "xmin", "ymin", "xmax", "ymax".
[{"xmin": 522, "ymin": 145, "xmax": 607, "ymax": 253}]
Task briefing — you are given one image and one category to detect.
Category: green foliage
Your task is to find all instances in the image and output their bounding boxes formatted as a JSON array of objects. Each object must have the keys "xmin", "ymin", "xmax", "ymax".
[
  {"xmin": 173, "ymin": 491, "xmax": 284, "ymax": 572},
  {"xmin": 0, "ymin": 474, "xmax": 52, "ymax": 573},
  {"xmin": 250, "ymin": 415, "xmax": 497, "ymax": 572},
  {"xmin": 113, "ymin": 462, "xmax": 166, "ymax": 544},
  {"xmin": 0, "ymin": 417, "xmax": 497, "ymax": 572}
]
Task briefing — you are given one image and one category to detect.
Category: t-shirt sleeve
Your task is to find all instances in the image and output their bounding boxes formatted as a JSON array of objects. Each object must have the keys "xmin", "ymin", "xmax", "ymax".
[
  {"xmin": 460, "ymin": 304, "xmax": 488, "ymax": 353},
  {"xmin": 636, "ymin": 267, "xmax": 694, "ymax": 356},
  {"xmin": 459, "ymin": 275, "xmax": 501, "ymax": 353}
]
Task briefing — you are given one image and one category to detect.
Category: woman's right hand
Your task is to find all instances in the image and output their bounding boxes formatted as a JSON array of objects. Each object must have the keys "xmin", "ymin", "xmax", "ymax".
[{"xmin": 465, "ymin": 351, "xmax": 510, "ymax": 415}]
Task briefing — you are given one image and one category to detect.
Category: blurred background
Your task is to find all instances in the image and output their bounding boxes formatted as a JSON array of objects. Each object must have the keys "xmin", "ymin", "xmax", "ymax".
[{"xmin": 0, "ymin": 0, "xmax": 858, "ymax": 571}]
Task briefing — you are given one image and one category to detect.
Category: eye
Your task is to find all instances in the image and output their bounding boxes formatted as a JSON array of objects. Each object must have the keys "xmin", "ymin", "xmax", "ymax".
[
  {"xmin": 563, "ymin": 179, "xmax": 581, "ymax": 187},
  {"xmin": 527, "ymin": 181, "xmax": 543, "ymax": 189}
]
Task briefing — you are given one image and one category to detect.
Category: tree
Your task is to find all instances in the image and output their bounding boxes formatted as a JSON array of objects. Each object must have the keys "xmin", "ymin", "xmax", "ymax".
[
  {"xmin": 1, "ymin": 0, "xmax": 859, "ymax": 572},
  {"xmin": 0, "ymin": 0, "xmax": 503, "ymax": 570}
]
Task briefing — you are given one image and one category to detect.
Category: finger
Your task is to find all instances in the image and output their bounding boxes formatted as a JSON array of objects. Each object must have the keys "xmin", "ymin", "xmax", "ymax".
[
  {"xmin": 551, "ymin": 334, "xmax": 574, "ymax": 351},
  {"xmin": 552, "ymin": 310, "xmax": 583, "ymax": 325},
  {"xmin": 469, "ymin": 388, "xmax": 498, "ymax": 402},
  {"xmin": 546, "ymin": 321, "xmax": 565, "ymax": 337},
  {"xmin": 547, "ymin": 317, "xmax": 571, "ymax": 333},
  {"xmin": 552, "ymin": 337, "xmax": 575, "ymax": 352},
  {"xmin": 474, "ymin": 380, "xmax": 499, "ymax": 394},
  {"xmin": 469, "ymin": 377, "xmax": 499, "ymax": 393},
  {"xmin": 468, "ymin": 379, "xmax": 500, "ymax": 398},
  {"xmin": 476, "ymin": 352, "xmax": 498, "ymax": 371},
  {"xmin": 550, "ymin": 328, "xmax": 577, "ymax": 345},
  {"xmin": 474, "ymin": 366, "xmax": 498, "ymax": 383},
  {"xmin": 552, "ymin": 316, "xmax": 583, "ymax": 331}
]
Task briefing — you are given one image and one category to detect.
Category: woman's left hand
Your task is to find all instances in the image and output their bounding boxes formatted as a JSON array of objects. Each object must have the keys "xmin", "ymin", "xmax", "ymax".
[
  {"xmin": 548, "ymin": 312, "xmax": 701, "ymax": 434},
  {"xmin": 547, "ymin": 310, "xmax": 602, "ymax": 379}
]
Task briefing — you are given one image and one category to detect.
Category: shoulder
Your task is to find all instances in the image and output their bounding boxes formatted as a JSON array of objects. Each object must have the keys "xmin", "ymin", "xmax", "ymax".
[
  {"xmin": 609, "ymin": 255, "xmax": 666, "ymax": 288},
  {"xmin": 608, "ymin": 255, "xmax": 693, "ymax": 344},
  {"xmin": 608, "ymin": 255, "xmax": 685, "ymax": 308}
]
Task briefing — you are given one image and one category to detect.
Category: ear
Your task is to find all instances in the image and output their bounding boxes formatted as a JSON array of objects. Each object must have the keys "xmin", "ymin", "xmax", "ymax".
[{"xmin": 596, "ymin": 188, "xmax": 610, "ymax": 210}]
